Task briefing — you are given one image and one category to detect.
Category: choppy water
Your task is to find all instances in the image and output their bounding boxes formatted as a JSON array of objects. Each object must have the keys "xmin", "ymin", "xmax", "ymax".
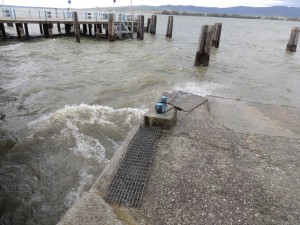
[{"xmin": 0, "ymin": 15, "xmax": 300, "ymax": 225}]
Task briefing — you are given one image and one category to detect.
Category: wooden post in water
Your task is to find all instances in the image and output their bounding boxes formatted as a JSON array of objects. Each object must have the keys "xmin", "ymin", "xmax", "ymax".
[
  {"xmin": 48, "ymin": 24, "xmax": 53, "ymax": 37},
  {"xmin": 166, "ymin": 16, "xmax": 173, "ymax": 38},
  {"xmin": 73, "ymin": 12, "xmax": 80, "ymax": 43},
  {"xmin": 150, "ymin": 15, "xmax": 157, "ymax": 35},
  {"xmin": 94, "ymin": 24, "xmax": 97, "ymax": 36},
  {"xmin": 108, "ymin": 13, "xmax": 114, "ymax": 42},
  {"xmin": 43, "ymin": 24, "xmax": 49, "ymax": 38},
  {"xmin": 24, "ymin": 23, "xmax": 30, "ymax": 40},
  {"xmin": 212, "ymin": 23, "xmax": 222, "ymax": 48},
  {"xmin": 0, "ymin": 23, "xmax": 7, "ymax": 40},
  {"xmin": 83, "ymin": 24, "xmax": 87, "ymax": 35},
  {"xmin": 65, "ymin": 24, "xmax": 71, "ymax": 36},
  {"xmin": 194, "ymin": 25, "xmax": 215, "ymax": 67},
  {"xmin": 286, "ymin": 27, "xmax": 300, "ymax": 52},
  {"xmin": 39, "ymin": 23, "xmax": 43, "ymax": 34},
  {"xmin": 146, "ymin": 18, "xmax": 151, "ymax": 33},
  {"xmin": 96, "ymin": 24, "xmax": 101, "ymax": 40},
  {"xmin": 88, "ymin": 24, "xmax": 92, "ymax": 36},
  {"xmin": 15, "ymin": 23, "xmax": 25, "ymax": 41},
  {"xmin": 57, "ymin": 23, "xmax": 61, "ymax": 33},
  {"xmin": 137, "ymin": 15, "xmax": 144, "ymax": 40}
]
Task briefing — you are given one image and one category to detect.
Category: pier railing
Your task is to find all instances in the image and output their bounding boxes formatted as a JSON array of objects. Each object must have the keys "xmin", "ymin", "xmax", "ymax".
[{"xmin": 0, "ymin": 7, "xmax": 135, "ymax": 22}]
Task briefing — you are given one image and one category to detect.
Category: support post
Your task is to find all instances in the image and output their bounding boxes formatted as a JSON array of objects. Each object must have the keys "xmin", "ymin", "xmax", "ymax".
[
  {"xmin": 286, "ymin": 27, "xmax": 300, "ymax": 52},
  {"xmin": 73, "ymin": 11, "xmax": 80, "ymax": 43},
  {"xmin": 212, "ymin": 23, "xmax": 222, "ymax": 48},
  {"xmin": 48, "ymin": 24, "xmax": 53, "ymax": 37},
  {"xmin": 137, "ymin": 15, "xmax": 144, "ymax": 40},
  {"xmin": 42, "ymin": 24, "xmax": 49, "ymax": 38},
  {"xmin": 65, "ymin": 24, "xmax": 71, "ymax": 36},
  {"xmin": 146, "ymin": 18, "xmax": 150, "ymax": 33},
  {"xmin": 194, "ymin": 25, "xmax": 214, "ymax": 67},
  {"xmin": 83, "ymin": 24, "xmax": 87, "ymax": 35},
  {"xmin": 57, "ymin": 23, "xmax": 61, "ymax": 33},
  {"xmin": 150, "ymin": 15, "xmax": 157, "ymax": 35},
  {"xmin": 96, "ymin": 24, "xmax": 102, "ymax": 39},
  {"xmin": 108, "ymin": 13, "xmax": 114, "ymax": 42},
  {"xmin": 24, "ymin": 23, "xmax": 30, "ymax": 40},
  {"xmin": 0, "ymin": 23, "xmax": 7, "ymax": 40},
  {"xmin": 15, "ymin": 23, "xmax": 25, "ymax": 41},
  {"xmin": 39, "ymin": 23, "xmax": 43, "ymax": 34},
  {"xmin": 166, "ymin": 16, "xmax": 173, "ymax": 38},
  {"xmin": 94, "ymin": 24, "xmax": 96, "ymax": 36},
  {"xmin": 88, "ymin": 24, "xmax": 92, "ymax": 36}
]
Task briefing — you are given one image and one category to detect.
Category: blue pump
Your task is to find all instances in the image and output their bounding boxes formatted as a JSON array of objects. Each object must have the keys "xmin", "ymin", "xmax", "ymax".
[{"xmin": 155, "ymin": 96, "xmax": 168, "ymax": 114}]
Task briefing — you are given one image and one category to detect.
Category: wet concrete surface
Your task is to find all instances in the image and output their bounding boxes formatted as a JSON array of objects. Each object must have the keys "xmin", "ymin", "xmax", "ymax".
[{"xmin": 58, "ymin": 94, "xmax": 300, "ymax": 225}]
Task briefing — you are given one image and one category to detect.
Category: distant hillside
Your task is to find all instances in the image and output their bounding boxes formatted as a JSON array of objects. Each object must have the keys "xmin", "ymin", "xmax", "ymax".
[{"xmin": 158, "ymin": 5, "xmax": 300, "ymax": 18}]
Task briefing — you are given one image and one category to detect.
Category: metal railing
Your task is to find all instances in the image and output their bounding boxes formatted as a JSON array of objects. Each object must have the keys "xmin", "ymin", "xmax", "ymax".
[{"xmin": 0, "ymin": 7, "xmax": 137, "ymax": 22}]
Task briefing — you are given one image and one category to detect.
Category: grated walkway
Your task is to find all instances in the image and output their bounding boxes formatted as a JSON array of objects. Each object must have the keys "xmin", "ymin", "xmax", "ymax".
[{"xmin": 105, "ymin": 125, "xmax": 161, "ymax": 207}]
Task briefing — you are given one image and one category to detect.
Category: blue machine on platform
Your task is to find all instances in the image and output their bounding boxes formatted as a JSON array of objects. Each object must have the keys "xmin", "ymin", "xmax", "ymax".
[{"xmin": 155, "ymin": 96, "xmax": 168, "ymax": 114}]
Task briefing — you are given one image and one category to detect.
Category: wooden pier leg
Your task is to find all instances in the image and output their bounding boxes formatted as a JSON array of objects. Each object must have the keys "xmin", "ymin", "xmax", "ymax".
[
  {"xmin": 94, "ymin": 24, "xmax": 97, "ymax": 36},
  {"xmin": 24, "ymin": 23, "xmax": 30, "ymax": 40},
  {"xmin": 39, "ymin": 23, "xmax": 43, "ymax": 34},
  {"xmin": 83, "ymin": 24, "xmax": 87, "ymax": 35},
  {"xmin": 43, "ymin": 24, "xmax": 49, "ymax": 38},
  {"xmin": 15, "ymin": 23, "xmax": 25, "ymax": 41},
  {"xmin": 0, "ymin": 23, "xmax": 7, "ymax": 40},
  {"xmin": 88, "ymin": 24, "xmax": 92, "ymax": 36},
  {"xmin": 57, "ymin": 23, "xmax": 61, "ymax": 33},
  {"xmin": 212, "ymin": 23, "xmax": 222, "ymax": 48},
  {"xmin": 150, "ymin": 15, "xmax": 157, "ymax": 35},
  {"xmin": 73, "ymin": 12, "xmax": 80, "ymax": 43},
  {"xmin": 146, "ymin": 18, "xmax": 150, "ymax": 33},
  {"xmin": 137, "ymin": 15, "xmax": 144, "ymax": 40},
  {"xmin": 166, "ymin": 16, "xmax": 173, "ymax": 38},
  {"xmin": 65, "ymin": 24, "xmax": 71, "ymax": 36},
  {"xmin": 108, "ymin": 13, "xmax": 114, "ymax": 42},
  {"xmin": 286, "ymin": 27, "xmax": 300, "ymax": 52},
  {"xmin": 194, "ymin": 25, "xmax": 214, "ymax": 67},
  {"xmin": 7, "ymin": 23, "xmax": 13, "ymax": 27},
  {"xmin": 48, "ymin": 24, "xmax": 53, "ymax": 37},
  {"xmin": 99, "ymin": 24, "xmax": 102, "ymax": 34}
]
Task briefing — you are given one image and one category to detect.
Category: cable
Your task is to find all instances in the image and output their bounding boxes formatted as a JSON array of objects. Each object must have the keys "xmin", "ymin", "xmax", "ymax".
[{"xmin": 167, "ymin": 98, "xmax": 208, "ymax": 112}]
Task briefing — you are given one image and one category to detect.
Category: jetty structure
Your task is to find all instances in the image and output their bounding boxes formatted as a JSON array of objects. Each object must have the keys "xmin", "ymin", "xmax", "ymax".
[{"xmin": 0, "ymin": 7, "xmax": 151, "ymax": 42}]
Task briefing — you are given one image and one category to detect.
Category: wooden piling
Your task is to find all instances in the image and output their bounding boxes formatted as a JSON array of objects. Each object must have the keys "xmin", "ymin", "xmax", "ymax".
[
  {"xmin": 73, "ymin": 12, "xmax": 80, "ymax": 43},
  {"xmin": 48, "ymin": 24, "xmax": 53, "ymax": 36},
  {"xmin": 65, "ymin": 24, "xmax": 71, "ymax": 36},
  {"xmin": 43, "ymin": 24, "xmax": 49, "ymax": 38},
  {"xmin": 15, "ymin": 23, "xmax": 25, "ymax": 41},
  {"xmin": 0, "ymin": 23, "xmax": 7, "ymax": 40},
  {"xmin": 166, "ymin": 16, "xmax": 173, "ymax": 38},
  {"xmin": 39, "ymin": 23, "xmax": 43, "ymax": 34},
  {"xmin": 137, "ymin": 15, "xmax": 144, "ymax": 40},
  {"xmin": 286, "ymin": 27, "xmax": 300, "ymax": 52},
  {"xmin": 57, "ymin": 23, "xmax": 61, "ymax": 33},
  {"xmin": 96, "ymin": 24, "xmax": 101, "ymax": 40},
  {"xmin": 94, "ymin": 24, "xmax": 97, "ymax": 36},
  {"xmin": 88, "ymin": 24, "xmax": 92, "ymax": 36},
  {"xmin": 24, "ymin": 23, "xmax": 30, "ymax": 40},
  {"xmin": 194, "ymin": 25, "xmax": 215, "ymax": 67},
  {"xmin": 146, "ymin": 18, "xmax": 151, "ymax": 33},
  {"xmin": 150, "ymin": 15, "xmax": 157, "ymax": 35},
  {"xmin": 108, "ymin": 13, "xmax": 114, "ymax": 42},
  {"xmin": 212, "ymin": 23, "xmax": 222, "ymax": 48},
  {"xmin": 83, "ymin": 24, "xmax": 87, "ymax": 35}
]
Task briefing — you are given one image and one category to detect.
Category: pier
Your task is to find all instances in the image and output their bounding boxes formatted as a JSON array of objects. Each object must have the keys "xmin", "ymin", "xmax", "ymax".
[{"xmin": 0, "ymin": 7, "xmax": 138, "ymax": 41}]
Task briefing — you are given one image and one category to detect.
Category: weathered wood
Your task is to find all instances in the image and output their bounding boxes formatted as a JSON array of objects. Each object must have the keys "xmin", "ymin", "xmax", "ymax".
[
  {"xmin": 94, "ymin": 24, "xmax": 96, "ymax": 36},
  {"xmin": 43, "ymin": 24, "xmax": 49, "ymax": 38},
  {"xmin": 212, "ymin": 23, "xmax": 222, "ymax": 48},
  {"xmin": 166, "ymin": 16, "xmax": 173, "ymax": 38},
  {"xmin": 39, "ymin": 23, "xmax": 43, "ymax": 34},
  {"xmin": 73, "ymin": 12, "xmax": 80, "ymax": 43},
  {"xmin": 65, "ymin": 23, "xmax": 71, "ymax": 36},
  {"xmin": 96, "ymin": 24, "xmax": 102, "ymax": 39},
  {"xmin": 286, "ymin": 27, "xmax": 300, "ymax": 52},
  {"xmin": 194, "ymin": 25, "xmax": 214, "ymax": 67},
  {"xmin": 88, "ymin": 24, "xmax": 92, "ymax": 36},
  {"xmin": 108, "ymin": 13, "xmax": 114, "ymax": 42},
  {"xmin": 82, "ymin": 24, "xmax": 87, "ymax": 35},
  {"xmin": 0, "ymin": 23, "xmax": 7, "ymax": 40},
  {"xmin": 57, "ymin": 23, "xmax": 61, "ymax": 33},
  {"xmin": 146, "ymin": 18, "xmax": 150, "ymax": 33},
  {"xmin": 150, "ymin": 15, "xmax": 157, "ymax": 35},
  {"xmin": 24, "ymin": 23, "xmax": 30, "ymax": 40},
  {"xmin": 48, "ymin": 24, "xmax": 53, "ymax": 36},
  {"xmin": 15, "ymin": 23, "xmax": 25, "ymax": 41},
  {"xmin": 137, "ymin": 15, "xmax": 144, "ymax": 40}
]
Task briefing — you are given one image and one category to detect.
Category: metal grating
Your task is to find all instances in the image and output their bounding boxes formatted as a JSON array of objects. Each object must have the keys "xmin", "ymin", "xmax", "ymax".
[{"xmin": 105, "ymin": 125, "xmax": 161, "ymax": 207}]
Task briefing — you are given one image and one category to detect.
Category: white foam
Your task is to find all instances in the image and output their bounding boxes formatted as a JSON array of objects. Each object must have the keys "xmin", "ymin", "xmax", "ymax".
[{"xmin": 173, "ymin": 82, "xmax": 223, "ymax": 97}]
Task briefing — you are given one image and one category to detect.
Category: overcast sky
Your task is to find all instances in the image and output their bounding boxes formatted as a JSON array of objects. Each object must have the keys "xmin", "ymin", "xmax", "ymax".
[{"xmin": 2, "ymin": 0, "xmax": 300, "ymax": 9}]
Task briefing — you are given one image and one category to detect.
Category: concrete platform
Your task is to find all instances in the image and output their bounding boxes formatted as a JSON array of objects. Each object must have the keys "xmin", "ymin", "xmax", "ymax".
[{"xmin": 58, "ymin": 94, "xmax": 300, "ymax": 225}]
